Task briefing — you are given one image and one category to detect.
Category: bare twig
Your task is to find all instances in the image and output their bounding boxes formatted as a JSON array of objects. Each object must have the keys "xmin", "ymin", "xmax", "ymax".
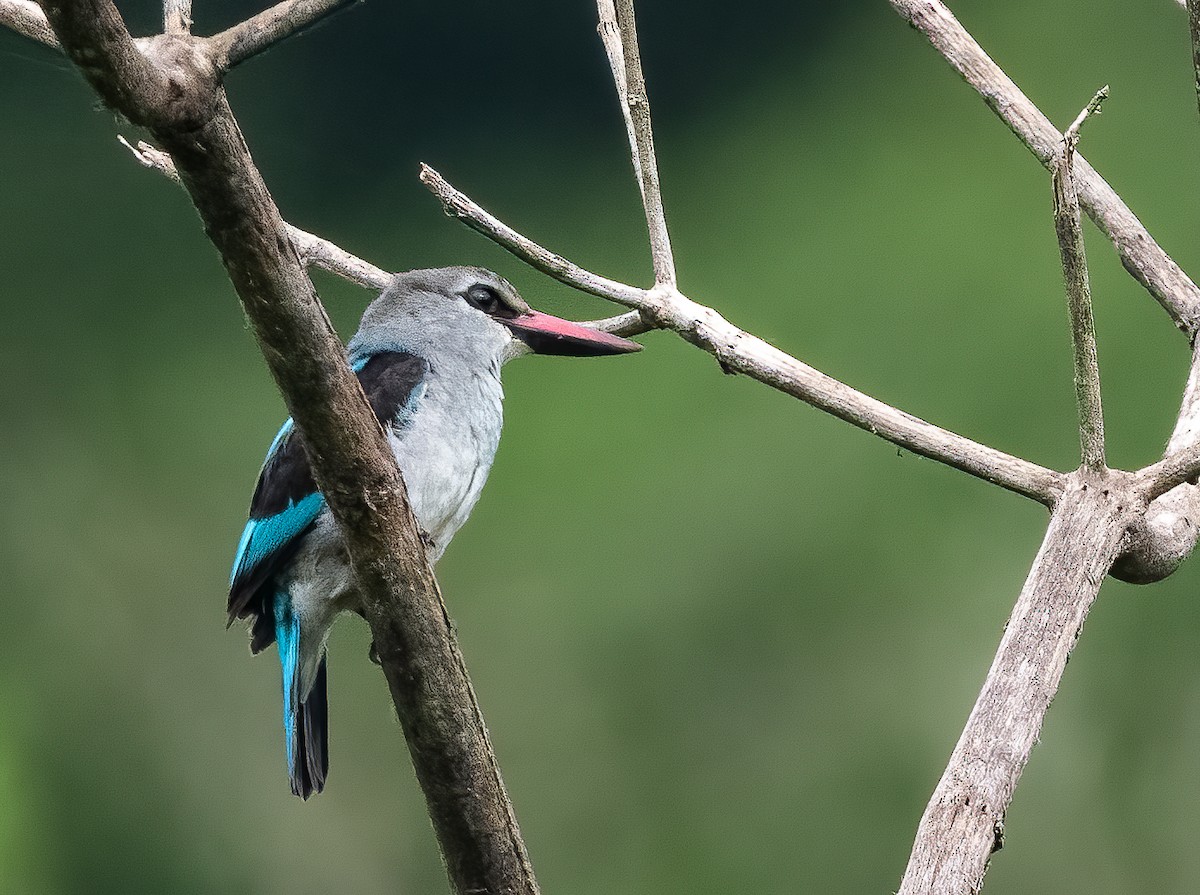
[
  {"xmin": 207, "ymin": 0, "xmax": 359, "ymax": 70},
  {"xmin": 1188, "ymin": 1, "xmax": 1200, "ymax": 122},
  {"xmin": 420, "ymin": 165, "xmax": 649, "ymax": 306},
  {"xmin": 121, "ymin": 137, "xmax": 391, "ymax": 290},
  {"xmin": 162, "ymin": 0, "xmax": 190, "ymax": 35},
  {"xmin": 1053, "ymin": 88, "xmax": 1108, "ymax": 470},
  {"xmin": 1137, "ymin": 440, "xmax": 1200, "ymax": 501},
  {"xmin": 897, "ymin": 472, "xmax": 1140, "ymax": 895},
  {"xmin": 42, "ymin": 3, "xmax": 538, "ymax": 893},
  {"xmin": 421, "ymin": 164, "xmax": 1066, "ymax": 505},
  {"xmin": 596, "ymin": 0, "xmax": 676, "ymax": 287},
  {"xmin": 0, "ymin": 0, "xmax": 57, "ymax": 47},
  {"xmin": 889, "ymin": 0, "xmax": 1200, "ymax": 337}
]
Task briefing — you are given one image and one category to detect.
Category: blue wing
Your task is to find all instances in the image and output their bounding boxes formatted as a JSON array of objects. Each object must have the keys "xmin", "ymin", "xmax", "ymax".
[
  {"xmin": 228, "ymin": 418, "xmax": 327, "ymax": 651},
  {"xmin": 227, "ymin": 352, "xmax": 430, "ymax": 652}
]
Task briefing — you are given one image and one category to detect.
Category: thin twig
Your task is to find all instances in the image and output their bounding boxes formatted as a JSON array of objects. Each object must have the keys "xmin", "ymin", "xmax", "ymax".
[
  {"xmin": 421, "ymin": 165, "xmax": 1066, "ymax": 505},
  {"xmin": 596, "ymin": 0, "xmax": 676, "ymax": 287},
  {"xmin": 121, "ymin": 137, "xmax": 391, "ymax": 289},
  {"xmin": 890, "ymin": 0, "xmax": 1200, "ymax": 338},
  {"xmin": 0, "ymin": 0, "xmax": 59, "ymax": 48},
  {"xmin": 1188, "ymin": 1, "xmax": 1200, "ymax": 121},
  {"xmin": 207, "ymin": 0, "xmax": 360, "ymax": 69},
  {"xmin": 162, "ymin": 0, "xmax": 190, "ymax": 35},
  {"xmin": 1053, "ymin": 88, "xmax": 1108, "ymax": 471},
  {"xmin": 420, "ymin": 165, "xmax": 650, "ymax": 307}
]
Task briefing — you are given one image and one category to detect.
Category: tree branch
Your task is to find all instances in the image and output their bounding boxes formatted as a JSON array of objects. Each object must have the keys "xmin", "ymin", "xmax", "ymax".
[
  {"xmin": 207, "ymin": 0, "xmax": 360, "ymax": 70},
  {"xmin": 421, "ymin": 164, "xmax": 1066, "ymax": 506},
  {"xmin": 162, "ymin": 0, "xmax": 190, "ymax": 35},
  {"xmin": 0, "ymin": 0, "xmax": 57, "ymax": 47},
  {"xmin": 898, "ymin": 471, "xmax": 1140, "ymax": 894},
  {"xmin": 889, "ymin": 0, "xmax": 1200, "ymax": 338},
  {"xmin": 1053, "ymin": 88, "xmax": 1108, "ymax": 471},
  {"xmin": 38, "ymin": 3, "xmax": 537, "ymax": 893},
  {"xmin": 596, "ymin": 0, "xmax": 676, "ymax": 286},
  {"xmin": 120, "ymin": 137, "xmax": 392, "ymax": 289},
  {"xmin": 1188, "ymin": 0, "xmax": 1200, "ymax": 116}
]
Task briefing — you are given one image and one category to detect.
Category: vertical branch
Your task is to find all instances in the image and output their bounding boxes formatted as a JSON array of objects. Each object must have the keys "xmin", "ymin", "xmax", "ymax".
[
  {"xmin": 1053, "ymin": 88, "xmax": 1108, "ymax": 471},
  {"xmin": 162, "ymin": 0, "xmax": 190, "ymax": 35},
  {"xmin": 596, "ymin": 0, "xmax": 677, "ymax": 287},
  {"xmin": 1188, "ymin": 0, "xmax": 1200, "ymax": 116}
]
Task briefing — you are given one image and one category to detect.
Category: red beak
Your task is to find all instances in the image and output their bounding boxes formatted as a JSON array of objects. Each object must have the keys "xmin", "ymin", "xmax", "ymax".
[{"xmin": 501, "ymin": 310, "xmax": 642, "ymax": 357}]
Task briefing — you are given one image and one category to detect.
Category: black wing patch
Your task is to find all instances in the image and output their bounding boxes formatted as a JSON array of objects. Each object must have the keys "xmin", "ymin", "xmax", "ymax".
[
  {"xmin": 229, "ymin": 351, "xmax": 430, "ymax": 648},
  {"xmin": 356, "ymin": 351, "xmax": 431, "ymax": 425}
]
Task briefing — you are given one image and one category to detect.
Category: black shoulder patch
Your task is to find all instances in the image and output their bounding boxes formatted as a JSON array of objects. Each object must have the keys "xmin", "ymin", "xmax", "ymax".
[
  {"xmin": 249, "ymin": 430, "xmax": 318, "ymax": 521},
  {"xmin": 247, "ymin": 353, "xmax": 425, "ymax": 521},
  {"xmin": 356, "ymin": 352, "xmax": 430, "ymax": 425}
]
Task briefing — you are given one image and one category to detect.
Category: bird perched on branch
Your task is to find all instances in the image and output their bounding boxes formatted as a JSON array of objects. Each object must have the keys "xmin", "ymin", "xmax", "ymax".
[{"xmin": 228, "ymin": 267, "xmax": 640, "ymax": 798}]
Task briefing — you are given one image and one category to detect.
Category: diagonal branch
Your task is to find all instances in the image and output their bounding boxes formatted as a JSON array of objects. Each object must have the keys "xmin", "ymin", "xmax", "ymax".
[
  {"xmin": 0, "ymin": 0, "xmax": 58, "ymax": 47},
  {"xmin": 207, "ymin": 0, "xmax": 360, "ymax": 70},
  {"xmin": 596, "ymin": 0, "xmax": 676, "ymax": 287},
  {"xmin": 421, "ymin": 164, "xmax": 1066, "ymax": 506},
  {"xmin": 121, "ymin": 138, "xmax": 391, "ymax": 290},
  {"xmin": 889, "ymin": 0, "xmax": 1200, "ymax": 338},
  {"xmin": 897, "ymin": 472, "xmax": 1139, "ymax": 894},
  {"xmin": 1053, "ymin": 88, "xmax": 1108, "ymax": 471},
  {"xmin": 37, "ymin": 3, "xmax": 538, "ymax": 893}
]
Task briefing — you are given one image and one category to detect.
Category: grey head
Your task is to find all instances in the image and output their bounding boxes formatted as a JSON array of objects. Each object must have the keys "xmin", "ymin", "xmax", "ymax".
[{"xmin": 347, "ymin": 266, "xmax": 641, "ymax": 367}]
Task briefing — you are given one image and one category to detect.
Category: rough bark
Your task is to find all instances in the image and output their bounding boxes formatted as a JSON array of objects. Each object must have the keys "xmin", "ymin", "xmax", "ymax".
[{"xmin": 34, "ymin": 2, "xmax": 539, "ymax": 893}]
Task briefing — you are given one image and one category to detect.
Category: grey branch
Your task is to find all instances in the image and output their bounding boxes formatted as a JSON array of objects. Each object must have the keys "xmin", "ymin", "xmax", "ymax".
[
  {"xmin": 162, "ymin": 0, "xmax": 190, "ymax": 35},
  {"xmin": 1111, "ymin": 0, "xmax": 1200, "ymax": 583},
  {"xmin": 207, "ymin": 0, "xmax": 360, "ymax": 69},
  {"xmin": 421, "ymin": 164, "xmax": 1066, "ymax": 506},
  {"xmin": 897, "ymin": 472, "xmax": 1140, "ymax": 895},
  {"xmin": 596, "ymin": 0, "xmax": 676, "ymax": 287},
  {"xmin": 889, "ymin": 0, "xmax": 1200, "ymax": 337},
  {"xmin": 121, "ymin": 138, "xmax": 391, "ymax": 290},
  {"xmin": 38, "ymin": 2, "xmax": 537, "ymax": 894},
  {"xmin": 1190, "ymin": 2, "xmax": 1200, "ymax": 152},
  {"xmin": 0, "ymin": 0, "xmax": 57, "ymax": 47},
  {"xmin": 1053, "ymin": 89, "xmax": 1108, "ymax": 471}
]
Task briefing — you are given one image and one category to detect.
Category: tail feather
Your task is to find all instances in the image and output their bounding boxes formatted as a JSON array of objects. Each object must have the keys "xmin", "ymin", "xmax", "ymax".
[
  {"xmin": 295, "ymin": 658, "xmax": 329, "ymax": 798},
  {"xmin": 274, "ymin": 595, "xmax": 329, "ymax": 800}
]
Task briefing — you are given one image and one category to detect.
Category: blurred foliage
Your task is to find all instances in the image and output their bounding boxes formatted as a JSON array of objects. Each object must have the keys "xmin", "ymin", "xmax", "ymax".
[{"xmin": 3, "ymin": 0, "xmax": 1200, "ymax": 892}]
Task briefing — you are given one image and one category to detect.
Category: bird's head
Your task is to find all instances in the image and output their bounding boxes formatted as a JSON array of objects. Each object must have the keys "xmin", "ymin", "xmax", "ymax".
[{"xmin": 348, "ymin": 267, "xmax": 641, "ymax": 366}]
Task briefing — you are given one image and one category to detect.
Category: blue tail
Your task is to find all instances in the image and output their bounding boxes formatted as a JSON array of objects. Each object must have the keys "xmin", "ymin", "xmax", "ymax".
[{"xmin": 274, "ymin": 594, "xmax": 329, "ymax": 799}]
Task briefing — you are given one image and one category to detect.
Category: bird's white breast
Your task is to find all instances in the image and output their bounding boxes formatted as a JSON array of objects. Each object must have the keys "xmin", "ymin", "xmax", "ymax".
[{"xmin": 392, "ymin": 366, "xmax": 504, "ymax": 561}]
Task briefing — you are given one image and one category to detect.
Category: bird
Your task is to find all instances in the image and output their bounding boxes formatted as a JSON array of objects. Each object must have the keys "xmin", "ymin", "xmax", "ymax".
[{"xmin": 228, "ymin": 267, "xmax": 641, "ymax": 799}]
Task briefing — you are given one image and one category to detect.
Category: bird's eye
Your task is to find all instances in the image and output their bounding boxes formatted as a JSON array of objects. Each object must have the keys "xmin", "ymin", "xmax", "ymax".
[{"xmin": 466, "ymin": 284, "xmax": 501, "ymax": 314}]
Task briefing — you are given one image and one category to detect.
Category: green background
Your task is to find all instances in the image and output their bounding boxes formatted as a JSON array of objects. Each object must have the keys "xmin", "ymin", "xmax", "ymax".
[{"xmin": 3, "ymin": 1, "xmax": 1200, "ymax": 892}]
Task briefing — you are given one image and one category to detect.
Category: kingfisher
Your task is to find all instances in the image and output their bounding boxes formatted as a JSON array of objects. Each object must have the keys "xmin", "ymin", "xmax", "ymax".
[{"xmin": 228, "ymin": 267, "xmax": 640, "ymax": 798}]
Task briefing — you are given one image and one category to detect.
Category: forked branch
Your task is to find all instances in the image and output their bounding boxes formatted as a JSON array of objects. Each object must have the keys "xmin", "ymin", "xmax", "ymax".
[
  {"xmin": 889, "ymin": 0, "xmax": 1200, "ymax": 337},
  {"xmin": 420, "ymin": 164, "xmax": 1064, "ymax": 504},
  {"xmin": 596, "ymin": 0, "xmax": 676, "ymax": 286},
  {"xmin": 28, "ymin": 2, "xmax": 538, "ymax": 893}
]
